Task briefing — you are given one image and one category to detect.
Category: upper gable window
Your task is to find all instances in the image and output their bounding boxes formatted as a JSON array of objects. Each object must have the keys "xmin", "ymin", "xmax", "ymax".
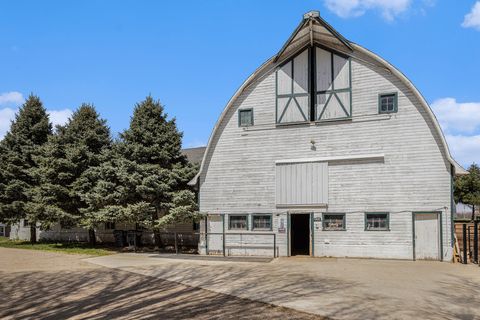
[
  {"xmin": 238, "ymin": 108, "xmax": 253, "ymax": 127},
  {"xmin": 315, "ymin": 47, "xmax": 352, "ymax": 121},
  {"xmin": 379, "ymin": 93, "xmax": 397, "ymax": 114},
  {"xmin": 275, "ymin": 46, "xmax": 352, "ymax": 125},
  {"xmin": 276, "ymin": 49, "xmax": 310, "ymax": 124}
]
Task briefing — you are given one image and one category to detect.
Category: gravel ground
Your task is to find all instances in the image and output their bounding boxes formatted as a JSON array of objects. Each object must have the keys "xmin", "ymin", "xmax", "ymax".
[{"xmin": 0, "ymin": 248, "xmax": 323, "ymax": 320}]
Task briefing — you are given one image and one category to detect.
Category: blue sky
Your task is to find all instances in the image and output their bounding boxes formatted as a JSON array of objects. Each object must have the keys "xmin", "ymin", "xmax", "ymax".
[{"xmin": 1, "ymin": 0, "xmax": 480, "ymax": 167}]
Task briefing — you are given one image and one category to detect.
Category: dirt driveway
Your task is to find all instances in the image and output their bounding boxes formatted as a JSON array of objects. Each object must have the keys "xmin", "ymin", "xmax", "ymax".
[
  {"xmin": 0, "ymin": 248, "xmax": 321, "ymax": 320},
  {"xmin": 86, "ymin": 253, "xmax": 480, "ymax": 320}
]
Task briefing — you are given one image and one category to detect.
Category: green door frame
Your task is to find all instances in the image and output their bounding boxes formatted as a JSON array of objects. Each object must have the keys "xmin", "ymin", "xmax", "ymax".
[
  {"xmin": 288, "ymin": 212, "xmax": 314, "ymax": 257},
  {"xmin": 412, "ymin": 211, "xmax": 443, "ymax": 261}
]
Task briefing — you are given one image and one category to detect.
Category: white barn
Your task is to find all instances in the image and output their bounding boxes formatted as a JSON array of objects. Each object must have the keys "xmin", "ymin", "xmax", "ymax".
[{"xmin": 190, "ymin": 11, "xmax": 466, "ymax": 261}]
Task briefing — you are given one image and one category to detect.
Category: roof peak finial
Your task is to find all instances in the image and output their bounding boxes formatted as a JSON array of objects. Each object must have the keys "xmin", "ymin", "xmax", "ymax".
[{"xmin": 303, "ymin": 10, "xmax": 320, "ymax": 20}]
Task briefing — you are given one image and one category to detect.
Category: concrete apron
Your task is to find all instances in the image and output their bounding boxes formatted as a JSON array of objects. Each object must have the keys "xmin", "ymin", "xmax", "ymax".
[{"xmin": 85, "ymin": 254, "xmax": 480, "ymax": 320}]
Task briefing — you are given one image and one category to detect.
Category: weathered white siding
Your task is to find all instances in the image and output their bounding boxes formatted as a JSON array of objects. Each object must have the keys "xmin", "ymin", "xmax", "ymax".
[
  {"xmin": 198, "ymin": 43, "xmax": 453, "ymax": 260},
  {"xmin": 276, "ymin": 162, "xmax": 328, "ymax": 206}
]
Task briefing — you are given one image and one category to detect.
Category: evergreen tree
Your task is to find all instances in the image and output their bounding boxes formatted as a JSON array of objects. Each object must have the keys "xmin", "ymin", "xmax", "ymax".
[
  {"xmin": 79, "ymin": 96, "xmax": 198, "ymax": 247},
  {"xmin": 455, "ymin": 163, "xmax": 480, "ymax": 221},
  {"xmin": 35, "ymin": 104, "xmax": 111, "ymax": 244},
  {"xmin": 0, "ymin": 95, "xmax": 51, "ymax": 243}
]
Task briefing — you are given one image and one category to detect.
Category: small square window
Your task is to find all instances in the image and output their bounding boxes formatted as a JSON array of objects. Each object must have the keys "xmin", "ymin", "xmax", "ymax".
[
  {"xmin": 105, "ymin": 222, "xmax": 116, "ymax": 230},
  {"xmin": 365, "ymin": 213, "xmax": 389, "ymax": 231},
  {"xmin": 238, "ymin": 109, "xmax": 253, "ymax": 127},
  {"xmin": 252, "ymin": 214, "xmax": 272, "ymax": 230},
  {"xmin": 229, "ymin": 215, "xmax": 248, "ymax": 230},
  {"xmin": 323, "ymin": 214, "xmax": 346, "ymax": 231},
  {"xmin": 379, "ymin": 93, "xmax": 397, "ymax": 114},
  {"xmin": 23, "ymin": 219, "xmax": 30, "ymax": 227}
]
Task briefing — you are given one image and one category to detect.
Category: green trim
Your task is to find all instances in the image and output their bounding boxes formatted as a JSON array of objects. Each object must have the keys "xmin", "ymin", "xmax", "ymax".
[
  {"xmin": 364, "ymin": 212, "xmax": 390, "ymax": 231},
  {"xmin": 238, "ymin": 108, "xmax": 254, "ymax": 127},
  {"xmin": 412, "ymin": 211, "xmax": 443, "ymax": 261},
  {"xmin": 349, "ymin": 57, "xmax": 352, "ymax": 117},
  {"xmin": 252, "ymin": 213, "xmax": 273, "ymax": 231},
  {"xmin": 315, "ymin": 46, "xmax": 352, "ymax": 121},
  {"xmin": 287, "ymin": 212, "xmax": 291, "ymax": 257},
  {"xmin": 378, "ymin": 92, "xmax": 398, "ymax": 114},
  {"xmin": 275, "ymin": 46, "xmax": 311, "ymax": 125},
  {"xmin": 310, "ymin": 213, "xmax": 315, "ymax": 257},
  {"xmin": 322, "ymin": 213, "xmax": 346, "ymax": 231},
  {"xmin": 228, "ymin": 214, "xmax": 249, "ymax": 231}
]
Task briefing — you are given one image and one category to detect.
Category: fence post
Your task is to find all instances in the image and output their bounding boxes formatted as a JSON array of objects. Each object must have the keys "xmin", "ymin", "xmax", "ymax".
[
  {"xmin": 222, "ymin": 215, "xmax": 226, "ymax": 257},
  {"xmin": 174, "ymin": 232, "xmax": 178, "ymax": 254},
  {"xmin": 463, "ymin": 224, "xmax": 468, "ymax": 264},
  {"xmin": 273, "ymin": 233, "xmax": 276, "ymax": 258},
  {"xmin": 474, "ymin": 220, "xmax": 478, "ymax": 264}
]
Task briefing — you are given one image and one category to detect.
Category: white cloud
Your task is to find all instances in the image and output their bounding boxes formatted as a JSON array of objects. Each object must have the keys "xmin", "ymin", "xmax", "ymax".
[
  {"xmin": 0, "ymin": 107, "xmax": 73, "ymax": 140},
  {"xmin": 0, "ymin": 91, "xmax": 25, "ymax": 107},
  {"xmin": 445, "ymin": 134, "xmax": 480, "ymax": 167},
  {"xmin": 431, "ymin": 98, "xmax": 480, "ymax": 134},
  {"xmin": 431, "ymin": 97, "xmax": 480, "ymax": 167},
  {"xmin": 462, "ymin": 1, "xmax": 480, "ymax": 30},
  {"xmin": 323, "ymin": 0, "xmax": 412, "ymax": 20},
  {"xmin": 48, "ymin": 109, "xmax": 73, "ymax": 128},
  {"xmin": 0, "ymin": 108, "xmax": 17, "ymax": 140}
]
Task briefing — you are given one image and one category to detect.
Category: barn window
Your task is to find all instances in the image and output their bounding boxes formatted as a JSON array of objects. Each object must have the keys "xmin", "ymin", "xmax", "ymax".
[
  {"xmin": 229, "ymin": 215, "xmax": 248, "ymax": 230},
  {"xmin": 276, "ymin": 48, "xmax": 310, "ymax": 124},
  {"xmin": 365, "ymin": 213, "xmax": 389, "ymax": 231},
  {"xmin": 23, "ymin": 219, "xmax": 29, "ymax": 227},
  {"xmin": 238, "ymin": 108, "xmax": 253, "ymax": 127},
  {"xmin": 252, "ymin": 214, "xmax": 272, "ymax": 231},
  {"xmin": 276, "ymin": 46, "xmax": 352, "ymax": 124},
  {"xmin": 379, "ymin": 93, "xmax": 397, "ymax": 114},
  {"xmin": 322, "ymin": 213, "xmax": 346, "ymax": 231},
  {"xmin": 315, "ymin": 47, "xmax": 352, "ymax": 121}
]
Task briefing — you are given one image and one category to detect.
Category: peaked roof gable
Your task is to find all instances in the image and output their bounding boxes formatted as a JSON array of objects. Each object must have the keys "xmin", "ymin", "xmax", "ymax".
[{"xmin": 274, "ymin": 11, "xmax": 353, "ymax": 63}]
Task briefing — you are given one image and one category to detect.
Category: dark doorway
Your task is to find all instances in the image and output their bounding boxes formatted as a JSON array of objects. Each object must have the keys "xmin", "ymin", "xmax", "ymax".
[{"xmin": 291, "ymin": 214, "xmax": 310, "ymax": 256}]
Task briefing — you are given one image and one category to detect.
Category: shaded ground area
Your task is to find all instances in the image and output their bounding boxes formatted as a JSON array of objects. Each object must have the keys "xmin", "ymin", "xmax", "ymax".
[
  {"xmin": 0, "ymin": 248, "xmax": 323, "ymax": 320},
  {"xmin": 88, "ymin": 253, "xmax": 480, "ymax": 320}
]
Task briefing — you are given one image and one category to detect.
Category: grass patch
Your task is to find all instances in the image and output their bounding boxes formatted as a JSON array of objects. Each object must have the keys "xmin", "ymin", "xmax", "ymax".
[{"xmin": 0, "ymin": 236, "xmax": 117, "ymax": 256}]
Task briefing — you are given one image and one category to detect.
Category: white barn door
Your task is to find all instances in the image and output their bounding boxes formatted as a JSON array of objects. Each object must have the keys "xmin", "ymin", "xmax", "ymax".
[{"xmin": 414, "ymin": 213, "xmax": 440, "ymax": 260}]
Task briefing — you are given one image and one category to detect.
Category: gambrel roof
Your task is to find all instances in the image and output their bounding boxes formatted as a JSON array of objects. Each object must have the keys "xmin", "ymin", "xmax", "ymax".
[{"xmin": 189, "ymin": 11, "xmax": 466, "ymax": 185}]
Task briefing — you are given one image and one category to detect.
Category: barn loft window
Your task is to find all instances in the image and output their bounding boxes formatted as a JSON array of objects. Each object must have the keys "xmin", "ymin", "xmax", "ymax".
[
  {"xmin": 322, "ymin": 213, "xmax": 346, "ymax": 231},
  {"xmin": 275, "ymin": 45, "xmax": 351, "ymax": 124},
  {"xmin": 229, "ymin": 214, "xmax": 248, "ymax": 230},
  {"xmin": 252, "ymin": 214, "xmax": 272, "ymax": 231},
  {"xmin": 365, "ymin": 212, "xmax": 390, "ymax": 231},
  {"xmin": 378, "ymin": 93, "xmax": 397, "ymax": 114},
  {"xmin": 238, "ymin": 108, "xmax": 253, "ymax": 127}
]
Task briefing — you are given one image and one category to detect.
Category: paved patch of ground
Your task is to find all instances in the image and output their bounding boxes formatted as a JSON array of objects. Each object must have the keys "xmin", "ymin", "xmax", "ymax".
[
  {"xmin": 87, "ymin": 253, "xmax": 480, "ymax": 320},
  {"xmin": 0, "ymin": 248, "xmax": 323, "ymax": 319}
]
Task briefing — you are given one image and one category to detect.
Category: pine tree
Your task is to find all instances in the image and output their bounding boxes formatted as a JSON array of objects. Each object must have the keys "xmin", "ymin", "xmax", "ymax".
[
  {"xmin": 0, "ymin": 95, "xmax": 52, "ymax": 243},
  {"xmin": 80, "ymin": 96, "xmax": 199, "ymax": 247},
  {"xmin": 455, "ymin": 163, "xmax": 480, "ymax": 221},
  {"xmin": 35, "ymin": 104, "xmax": 111, "ymax": 244}
]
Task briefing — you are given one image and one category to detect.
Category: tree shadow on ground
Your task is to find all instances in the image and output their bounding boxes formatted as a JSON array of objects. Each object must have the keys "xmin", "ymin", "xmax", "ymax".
[
  {"xmin": 0, "ymin": 269, "xmax": 327, "ymax": 320},
  {"xmin": 124, "ymin": 261, "xmax": 480, "ymax": 320}
]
